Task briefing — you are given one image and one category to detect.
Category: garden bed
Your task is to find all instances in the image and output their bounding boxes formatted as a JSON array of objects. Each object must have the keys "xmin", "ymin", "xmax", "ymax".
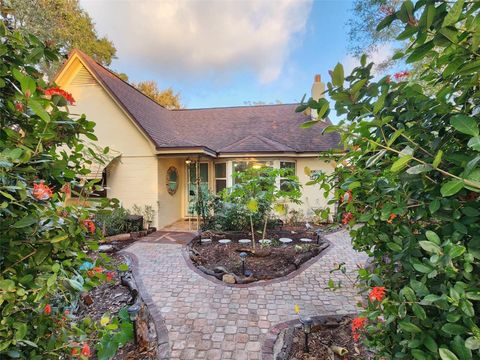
[
  {"xmin": 275, "ymin": 316, "xmax": 373, "ymax": 360},
  {"xmin": 188, "ymin": 226, "xmax": 330, "ymax": 284}
]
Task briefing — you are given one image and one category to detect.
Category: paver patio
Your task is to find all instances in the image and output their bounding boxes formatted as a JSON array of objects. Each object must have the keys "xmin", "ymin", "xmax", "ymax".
[{"xmin": 124, "ymin": 230, "xmax": 367, "ymax": 360}]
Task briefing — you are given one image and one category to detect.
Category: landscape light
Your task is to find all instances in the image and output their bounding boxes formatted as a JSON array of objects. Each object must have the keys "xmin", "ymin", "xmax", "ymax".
[
  {"xmin": 239, "ymin": 252, "xmax": 248, "ymax": 275},
  {"xmin": 300, "ymin": 316, "xmax": 313, "ymax": 353}
]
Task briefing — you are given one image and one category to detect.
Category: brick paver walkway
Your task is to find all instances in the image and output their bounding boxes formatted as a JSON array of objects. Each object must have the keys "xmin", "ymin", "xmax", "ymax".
[{"xmin": 125, "ymin": 230, "xmax": 367, "ymax": 360}]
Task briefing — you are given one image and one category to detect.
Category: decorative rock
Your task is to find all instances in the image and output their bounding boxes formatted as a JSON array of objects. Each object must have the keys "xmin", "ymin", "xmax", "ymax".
[
  {"xmin": 259, "ymin": 239, "xmax": 272, "ymax": 245},
  {"xmin": 98, "ymin": 244, "xmax": 114, "ymax": 252},
  {"xmin": 200, "ymin": 238, "xmax": 212, "ymax": 243},
  {"xmin": 222, "ymin": 273, "xmax": 236, "ymax": 284},
  {"xmin": 213, "ymin": 266, "xmax": 229, "ymax": 274},
  {"xmin": 279, "ymin": 238, "xmax": 293, "ymax": 244},
  {"xmin": 238, "ymin": 239, "xmax": 251, "ymax": 244},
  {"xmin": 300, "ymin": 238, "xmax": 313, "ymax": 243},
  {"xmin": 218, "ymin": 239, "xmax": 231, "ymax": 244}
]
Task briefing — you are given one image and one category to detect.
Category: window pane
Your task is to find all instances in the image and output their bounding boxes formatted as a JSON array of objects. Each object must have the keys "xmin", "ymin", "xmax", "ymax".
[
  {"xmin": 280, "ymin": 179, "xmax": 292, "ymax": 192},
  {"xmin": 280, "ymin": 161, "xmax": 295, "ymax": 175},
  {"xmin": 215, "ymin": 163, "xmax": 226, "ymax": 178},
  {"xmin": 216, "ymin": 179, "xmax": 227, "ymax": 193}
]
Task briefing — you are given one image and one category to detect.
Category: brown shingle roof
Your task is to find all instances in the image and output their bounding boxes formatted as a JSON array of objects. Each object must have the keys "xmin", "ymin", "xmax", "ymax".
[{"xmin": 73, "ymin": 49, "xmax": 341, "ymax": 155}]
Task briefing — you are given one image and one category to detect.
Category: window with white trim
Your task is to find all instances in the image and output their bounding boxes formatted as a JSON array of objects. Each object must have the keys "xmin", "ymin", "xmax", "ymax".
[
  {"xmin": 215, "ymin": 163, "xmax": 227, "ymax": 194},
  {"xmin": 280, "ymin": 161, "xmax": 296, "ymax": 191}
]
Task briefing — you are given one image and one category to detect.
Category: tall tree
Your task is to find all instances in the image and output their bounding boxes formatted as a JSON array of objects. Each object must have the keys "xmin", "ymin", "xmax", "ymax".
[
  {"xmin": 134, "ymin": 81, "xmax": 182, "ymax": 110},
  {"xmin": 7, "ymin": 0, "xmax": 116, "ymax": 77}
]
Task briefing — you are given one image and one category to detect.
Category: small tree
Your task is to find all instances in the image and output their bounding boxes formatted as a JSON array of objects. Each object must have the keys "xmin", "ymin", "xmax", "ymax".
[{"xmin": 225, "ymin": 167, "xmax": 301, "ymax": 250}]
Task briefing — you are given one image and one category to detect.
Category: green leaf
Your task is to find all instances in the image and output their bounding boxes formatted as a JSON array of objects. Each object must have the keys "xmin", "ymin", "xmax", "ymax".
[
  {"xmin": 450, "ymin": 115, "xmax": 479, "ymax": 136},
  {"xmin": 413, "ymin": 262, "xmax": 433, "ymax": 273},
  {"xmin": 441, "ymin": 323, "xmax": 468, "ymax": 335},
  {"xmin": 118, "ymin": 263, "xmax": 129, "ymax": 271},
  {"xmin": 449, "ymin": 245, "xmax": 466, "ymax": 258},
  {"xmin": 50, "ymin": 234, "xmax": 68, "ymax": 243},
  {"xmin": 14, "ymin": 323, "xmax": 27, "ymax": 340},
  {"xmin": 433, "ymin": 150, "xmax": 443, "ymax": 168},
  {"xmin": 439, "ymin": 348, "xmax": 459, "ymax": 360},
  {"xmin": 440, "ymin": 180, "xmax": 464, "ymax": 197},
  {"xmin": 13, "ymin": 215, "xmax": 37, "ymax": 228},
  {"xmin": 373, "ymin": 93, "xmax": 386, "ymax": 114},
  {"xmin": 331, "ymin": 63, "xmax": 344, "ymax": 87},
  {"xmin": 425, "ymin": 4, "xmax": 436, "ymax": 28},
  {"xmin": 465, "ymin": 337, "xmax": 480, "ymax": 350},
  {"xmin": 442, "ymin": 0, "xmax": 464, "ymax": 27},
  {"xmin": 29, "ymin": 100, "xmax": 51, "ymax": 123},
  {"xmin": 429, "ymin": 200, "xmax": 441, "ymax": 214},
  {"xmin": 407, "ymin": 164, "xmax": 432, "ymax": 174},
  {"xmin": 467, "ymin": 136, "xmax": 480, "ymax": 151},
  {"xmin": 425, "ymin": 230, "xmax": 441, "ymax": 244},
  {"xmin": 407, "ymin": 41, "xmax": 434, "ymax": 63},
  {"xmin": 300, "ymin": 120, "xmax": 319, "ymax": 129},
  {"xmin": 399, "ymin": 321, "xmax": 422, "ymax": 333},
  {"xmin": 391, "ymin": 155, "xmax": 413, "ymax": 172},
  {"xmin": 419, "ymin": 241, "xmax": 442, "ymax": 255}
]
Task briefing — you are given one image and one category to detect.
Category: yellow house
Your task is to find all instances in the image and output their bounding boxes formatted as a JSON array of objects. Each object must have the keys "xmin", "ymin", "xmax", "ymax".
[{"xmin": 55, "ymin": 50, "xmax": 341, "ymax": 229}]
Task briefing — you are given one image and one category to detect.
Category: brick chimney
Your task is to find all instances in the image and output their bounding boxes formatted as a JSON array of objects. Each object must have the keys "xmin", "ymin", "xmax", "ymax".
[{"xmin": 311, "ymin": 74, "xmax": 325, "ymax": 119}]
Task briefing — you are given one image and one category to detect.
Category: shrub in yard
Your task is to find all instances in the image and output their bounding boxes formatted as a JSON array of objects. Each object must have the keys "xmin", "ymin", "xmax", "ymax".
[
  {"xmin": 300, "ymin": 0, "xmax": 480, "ymax": 358},
  {"xmin": 224, "ymin": 167, "xmax": 301, "ymax": 249},
  {"xmin": 0, "ymin": 19, "xmax": 131, "ymax": 358},
  {"xmin": 96, "ymin": 206, "xmax": 130, "ymax": 236}
]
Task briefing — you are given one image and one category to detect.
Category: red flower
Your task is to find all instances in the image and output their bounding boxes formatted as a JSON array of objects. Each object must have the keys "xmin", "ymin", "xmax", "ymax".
[
  {"xmin": 106, "ymin": 272, "xmax": 114, "ymax": 281},
  {"xmin": 71, "ymin": 347, "xmax": 78, "ymax": 357},
  {"xmin": 340, "ymin": 190, "xmax": 353, "ymax": 204},
  {"xmin": 14, "ymin": 101, "xmax": 24, "ymax": 112},
  {"xmin": 394, "ymin": 71, "xmax": 410, "ymax": 80},
  {"xmin": 82, "ymin": 219, "xmax": 96, "ymax": 234},
  {"xmin": 351, "ymin": 316, "xmax": 367, "ymax": 342},
  {"xmin": 387, "ymin": 213, "xmax": 397, "ymax": 224},
  {"xmin": 93, "ymin": 266, "xmax": 103, "ymax": 273},
  {"xmin": 25, "ymin": 89, "xmax": 31, "ymax": 98},
  {"xmin": 81, "ymin": 343, "xmax": 91, "ymax": 357},
  {"xmin": 44, "ymin": 304, "xmax": 52, "ymax": 315},
  {"xmin": 33, "ymin": 181, "xmax": 53, "ymax": 201},
  {"xmin": 41, "ymin": 86, "xmax": 75, "ymax": 105},
  {"xmin": 369, "ymin": 286, "xmax": 386, "ymax": 302},
  {"xmin": 342, "ymin": 212, "xmax": 354, "ymax": 225}
]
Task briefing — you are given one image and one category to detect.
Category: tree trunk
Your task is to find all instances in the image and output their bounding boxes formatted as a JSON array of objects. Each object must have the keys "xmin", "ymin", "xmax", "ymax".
[
  {"xmin": 250, "ymin": 215, "xmax": 256, "ymax": 251},
  {"xmin": 262, "ymin": 212, "xmax": 269, "ymax": 240}
]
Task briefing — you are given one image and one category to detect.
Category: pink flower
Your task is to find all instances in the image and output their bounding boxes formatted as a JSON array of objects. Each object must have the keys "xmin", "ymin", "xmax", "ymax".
[{"xmin": 81, "ymin": 343, "xmax": 91, "ymax": 357}]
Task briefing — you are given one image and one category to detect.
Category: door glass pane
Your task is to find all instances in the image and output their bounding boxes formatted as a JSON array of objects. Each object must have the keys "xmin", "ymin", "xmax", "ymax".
[{"xmin": 187, "ymin": 163, "xmax": 209, "ymax": 215}]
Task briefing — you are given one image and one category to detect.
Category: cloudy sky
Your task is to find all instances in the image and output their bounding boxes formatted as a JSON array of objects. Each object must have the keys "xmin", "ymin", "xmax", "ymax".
[{"xmin": 80, "ymin": 0, "xmax": 393, "ymax": 111}]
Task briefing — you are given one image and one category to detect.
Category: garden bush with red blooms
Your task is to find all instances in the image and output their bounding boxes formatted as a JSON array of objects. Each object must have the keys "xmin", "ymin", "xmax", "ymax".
[
  {"xmin": 299, "ymin": 0, "xmax": 480, "ymax": 358},
  {"xmin": 0, "ymin": 18, "xmax": 131, "ymax": 359}
]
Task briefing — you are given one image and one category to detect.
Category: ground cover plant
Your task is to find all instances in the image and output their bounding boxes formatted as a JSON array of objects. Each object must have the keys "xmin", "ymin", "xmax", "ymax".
[
  {"xmin": 0, "ymin": 19, "xmax": 132, "ymax": 359},
  {"xmin": 299, "ymin": 0, "xmax": 480, "ymax": 358}
]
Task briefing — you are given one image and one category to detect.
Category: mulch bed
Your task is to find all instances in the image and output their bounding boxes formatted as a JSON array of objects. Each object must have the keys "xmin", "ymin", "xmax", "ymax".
[
  {"xmin": 287, "ymin": 317, "xmax": 373, "ymax": 360},
  {"xmin": 189, "ymin": 225, "xmax": 330, "ymax": 282},
  {"xmin": 76, "ymin": 240, "xmax": 156, "ymax": 359}
]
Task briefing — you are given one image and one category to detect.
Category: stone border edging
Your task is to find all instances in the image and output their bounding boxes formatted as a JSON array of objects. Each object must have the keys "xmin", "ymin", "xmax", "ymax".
[
  {"xmin": 181, "ymin": 234, "xmax": 333, "ymax": 288},
  {"xmin": 261, "ymin": 314, "xmax": 354, "ymax": 360},
  {"xmin": 121, "ymin": 250, "xmax": 170, "ymax": 360}
]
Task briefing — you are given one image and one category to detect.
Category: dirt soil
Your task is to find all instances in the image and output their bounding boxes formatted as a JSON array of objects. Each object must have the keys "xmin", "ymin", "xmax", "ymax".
[
  {"xmin": 190, "ymin": 226, "xmax": 330, "ymax": 281},
  {"xmin": 288, "ymin": 317, "xmax": 373, "ymax": 360}
]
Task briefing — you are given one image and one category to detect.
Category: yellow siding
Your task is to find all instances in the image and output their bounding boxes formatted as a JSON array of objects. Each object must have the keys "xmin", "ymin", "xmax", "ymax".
[
  {"xmin": 58, "ymin": 59, "xmax": 166, "ymax": 227},
  {"xmin": 157, "ymin": 158, "xmax": 185, "ymax": 228}
]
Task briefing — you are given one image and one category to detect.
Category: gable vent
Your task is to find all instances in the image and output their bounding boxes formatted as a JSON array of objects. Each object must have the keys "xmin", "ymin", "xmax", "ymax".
[{"xmin": 70, "ymin": 66, "xmax": 97, "ymax": 86}]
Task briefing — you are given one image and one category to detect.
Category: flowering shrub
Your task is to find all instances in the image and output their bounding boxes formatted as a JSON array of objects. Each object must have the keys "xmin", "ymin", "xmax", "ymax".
[
  {"xmin": 0, "ymin": 20, "xmax": 130, "ymax": 358},
  {"xmin": 299, "ymin": 0, "xmax": 480, "ymax": 358}
]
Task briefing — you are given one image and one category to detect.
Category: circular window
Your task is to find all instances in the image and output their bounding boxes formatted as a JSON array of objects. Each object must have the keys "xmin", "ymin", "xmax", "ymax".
[{"xmin": 166, "ymin": 166, "xmax": 179, "ymax": 195}]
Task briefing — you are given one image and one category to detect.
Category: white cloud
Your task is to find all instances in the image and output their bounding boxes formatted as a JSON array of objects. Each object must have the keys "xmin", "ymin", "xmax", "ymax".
[
  {"xmin": 81, "ymin": 0, "xmax": 313, "ymax": 84},
  {"xmin": 342, "ymin": 43, "xmax": 395, "ymax": 76}
]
